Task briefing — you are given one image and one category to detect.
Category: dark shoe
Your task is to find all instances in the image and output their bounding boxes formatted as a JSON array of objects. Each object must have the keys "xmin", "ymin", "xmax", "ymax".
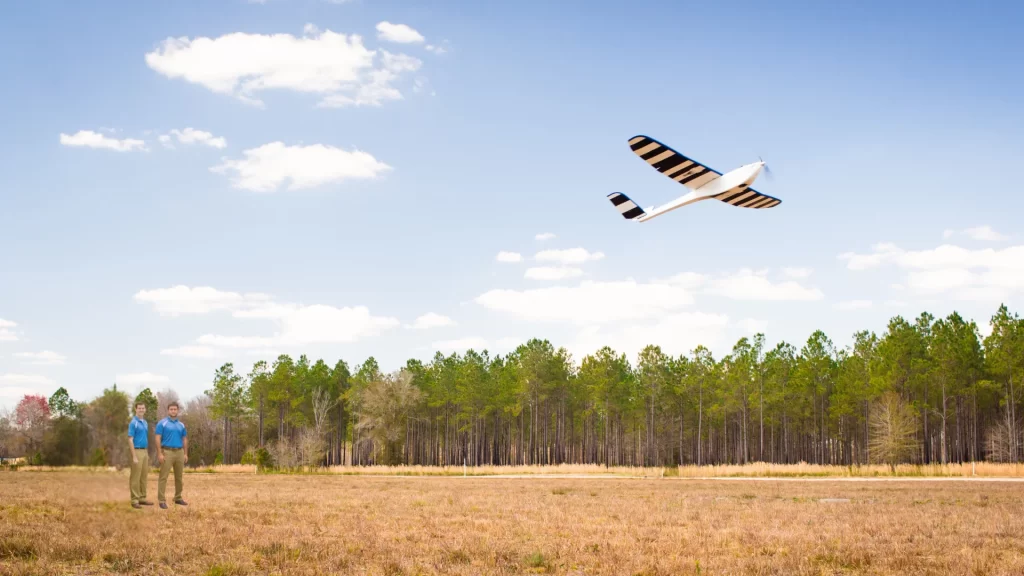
[
  {"xmin": 139, "ymin": 500, "xmax": 154, "ymax": 506},
  {"xmin": 174, "ymin": 499, "xmax": 188, "ymax": 506},
  {"xmin": 131, "ymin": 502, "xmax": 142, "ymax": 509},
  {"xmin": 159, "ymin": 502, "xmax": 168, "ymax": 509}
]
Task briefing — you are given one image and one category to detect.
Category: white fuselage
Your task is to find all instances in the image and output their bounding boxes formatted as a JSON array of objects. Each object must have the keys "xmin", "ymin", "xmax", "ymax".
[{"xmin": 636, "ymin": 161, "xmax": 765, "ymax": 222}]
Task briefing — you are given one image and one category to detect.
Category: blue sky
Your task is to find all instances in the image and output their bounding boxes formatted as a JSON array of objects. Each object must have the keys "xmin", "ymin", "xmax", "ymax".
[{"xmin": 2, "ymin": 0, "xmax": 1023, "ymax": 408}]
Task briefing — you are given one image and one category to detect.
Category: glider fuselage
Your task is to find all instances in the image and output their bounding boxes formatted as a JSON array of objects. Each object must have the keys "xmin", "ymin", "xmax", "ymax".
[{"xmin": 635, "ymin": 161, "xmax": 765, "ymax": 222}]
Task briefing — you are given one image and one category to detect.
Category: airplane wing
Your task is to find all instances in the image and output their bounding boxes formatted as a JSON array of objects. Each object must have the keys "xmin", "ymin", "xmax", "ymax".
[
  {"xmin": 628, "ymin": 135, "xmax": 722, "ymax": 190},
  {"xmin": 712, "ymin": 185, "xmax": 781, "ymax": 209}
]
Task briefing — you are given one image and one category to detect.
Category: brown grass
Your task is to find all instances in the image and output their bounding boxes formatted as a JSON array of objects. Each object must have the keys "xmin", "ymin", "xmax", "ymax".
[
  {"xmin": 1, "ymin": 470, "xmax": 1023, "ymax": 575},
  {"xmin": 14, "ymin": 461, "xmax": 1024, "ymax": 478}
]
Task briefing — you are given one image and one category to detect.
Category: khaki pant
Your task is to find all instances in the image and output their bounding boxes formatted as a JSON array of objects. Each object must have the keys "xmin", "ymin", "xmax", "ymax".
[
  {"xmin": 129, "ymin": 448, "xmax": 149, "ymax": 504},
  {"xmin": 158, "ymin": 448, "xmax": 184, "ymax": 503}
]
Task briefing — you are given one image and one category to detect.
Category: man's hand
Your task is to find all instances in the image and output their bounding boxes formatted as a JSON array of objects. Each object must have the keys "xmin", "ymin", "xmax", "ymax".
[
  {"xmin": 184, "ymin": 453, "xmax": 188, "ymax": 464},
  {"xmin": 158, "ymin": 452, "xmax": 165, "ymax": 464},
  {"xmin": 133, "ymin": 454, "xmax": 139, "ymax": 464}
]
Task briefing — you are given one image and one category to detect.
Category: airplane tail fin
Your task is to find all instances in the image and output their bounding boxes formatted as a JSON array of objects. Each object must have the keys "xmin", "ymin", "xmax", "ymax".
[{"xmin": 608, "ymin": 192, "xmax": 645, "ymax": 220}]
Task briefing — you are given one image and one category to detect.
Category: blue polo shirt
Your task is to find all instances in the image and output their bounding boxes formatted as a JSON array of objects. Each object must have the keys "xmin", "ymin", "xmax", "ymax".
[
  {"xmin": 155, "ymin": 417, "xmax": 187, "ymax": 449},
  {"xmin": 128, "ymin": 416, "xmax": 148, "ymax": 449}
]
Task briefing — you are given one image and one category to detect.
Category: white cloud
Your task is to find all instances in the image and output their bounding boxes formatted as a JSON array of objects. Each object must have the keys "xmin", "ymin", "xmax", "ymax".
[
  {"xmin": 317, "ymin": 50, "xmax": 422, "ymax": 108},
  {"xmin": 571, "ymin": 312, "xmax": 730, "ymax": 362},
  {"xmin": 210, "ymin": 141, "xmax": 390, "ymax": 192},
  {"xmin": 431, "ymin": 336, "xmax": 519, "ymax": 355},
  {"xmin": 14, "ymin": 351, "xmax": 67, "ymax": 366},
  {"xmin": 138, "ymin": 285, "xmax": 399, "ymax": 351},
  {"xmin": 835, "ymin": 300, "xmax": 872, "ymax": 311},
  {"xmin": 0, "ymin": 374, "xmax": 56, "ymax": 400},
  {"xmin": 116, "ymin": 372, "xmax": 170, "ymax": 386},
  {"xmin": 145, "ymin": 25, "xmax": 421, "ymax": 108},
  {"xmin": 0, "ymin": 319, "xmax": 16, "ymax": 342},
  {"xmin": 160, "ymin": 345, "xmax": 221, "ymax": 359},
  {"xmin": 60, "ymin": 130, "xmax": 145, "ymax": 152},
  {"xmin": 376, "ymin": 21, "xmax": 425, "ymax": 44},
  {"xmin": 408, "ymin": 312, "xmax": 455, "ymax": 330},
  {"xmin": 840, "ymin": 241, "xmax": 1024, "ymax": 301},
  {"xmin": 524, "ymin": 267, "xmax": 584, "ymax": 281},
  {"xmin": 280, "ymin": 305, "xmax": 398, "ymax": 345},
  {"xmin": 534, "ymin": 248, "xmax": 605, "ymax": 265},
  {"xmin": 160, "ymin": 128, "xmax": 227, "ymax": 149},
  {"xmin": 535, "ymin": 232, "xmax": 556, "ymax": 241},
  {"xmin": 134, "ymin": 285, "xmax": 271, "ymax": 316},
  {"xmin": 196, "ymin": 334, "xmax": 276, "ymax": 349},
  {"xmin": 943, "ymin": 225, "xmax": 1007, "ymax": 242},
  {"xmin": 682, "ymin": 269, "xmax": 823, "ymax": 301},
  {"xmin": 476, "ymin": 280, "xmax": 695, "ymax": 325},
  {"xmin": 432, "ymin": 337, "xmax": 487, "ymax": 353},
  {"xmin": 496, "ymin": 251, "xmax": 522, "ymax": 263},
  {"xmin": 740, "ymin": 318, "xmax": 768, "ymax": 334},
  {"xmin": 782, "ymin": 267, "xmax": 812, "ymax": 279}
]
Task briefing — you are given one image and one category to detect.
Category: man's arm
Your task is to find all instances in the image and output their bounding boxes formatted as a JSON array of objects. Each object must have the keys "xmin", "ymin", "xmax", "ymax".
[
  {"xmin": 183, "ymin": 436, "xmax": 188, "ymax": 464},
  {"xmin": 128, "ymin": 421, "xmax": 138, "ymax": 463},
  {"xmin": 155, "ymin": 433, "xmax": 164, "ymax": 463}
]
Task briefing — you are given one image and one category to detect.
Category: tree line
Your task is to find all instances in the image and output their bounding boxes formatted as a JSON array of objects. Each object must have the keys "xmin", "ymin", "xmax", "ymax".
[{"xmin": 2, "ymin": 304, "xmax": 1022, "ymax": 470}]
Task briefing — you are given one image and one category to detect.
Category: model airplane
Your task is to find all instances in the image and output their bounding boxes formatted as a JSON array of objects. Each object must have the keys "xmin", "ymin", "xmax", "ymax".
[{"xmin": 608, "ymin": 135, "xmax": 781, "ymax": 223}]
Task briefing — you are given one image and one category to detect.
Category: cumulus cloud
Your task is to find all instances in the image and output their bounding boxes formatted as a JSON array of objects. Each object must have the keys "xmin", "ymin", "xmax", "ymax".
[
  {"xmin": 496, "ymin": 251, "xmax": 522, "ymax": 263},
  {"xmin": 432, "ymin": 336, "xmax": 520, "ymax": 355},
  {"xmin": 662, "ymin": 269, "xmax": 823, "ymax": 301},
  {"xmin": 134, "ymin": 285, "xmax": 272, "ymax": 316},
  {"xmin": 740, "ymin": 318, "xmax": 768, "ymax": 334},
  {"xmin": 535, "ymin": 233, "xmax": 556, "ymax": 241},
  {"xmin": 835, "ymin": 300, "xmax": 872, "ymax": 311},
  {"xmin": 142, "ymin": 285, "xmax": 400, "ymax": 355},
  {"xmin": 942, "ymin": 225, "xmax": 1008, "ymax": 242},
  {"xmin": 159, "ymin": 128, "xmax": 226, "ymax": 149},
  {"xmin": 160, "ymin": 345, "xmax": 221, "ymax": 359},
  {"xmin": 408, "ymin": 312, "xmax": 455, "ymax": 330},
  {"xmin": 782, "ymin": 267, "xmax": 812, "ymax": 279},
  {"xmin": 116, "ymin": 372, "xmax": 170, "ymax": 386},
  {"xmin": 145, "ymin": 25, "xmax": 422, "ymax": 108},
  {"xmin": 839, "ymin": 241, "xmax": 1024, "ymax": 301},
  {"xmin": 0, "ymin": 374, "xmax": 56, "ymax": 400},
  {"xmin": 14, "ymin": 351, "xmax": 67, "ymax": 366},
  {"xmin": 60, "ymin": 130, "xmax": 145, "ymax": 152},
  {"xmin": 376, "ymin": 21, "xmax": 425, "ymax": 44},
  {"xmin": 0, "ymin": 319, "xmax": 16, "ymax": 342},
  {"xmin": 210, "ymin": 141, "xmax": 391, "ymax": 192},
  {"xmin": 706, "ymin": 269, "xmax": 824, "ymax": 301},
  {"xmin": 476, "ymin": 280, "xmax": 695, "ymax": 325},
  {"xmin": 524, "ymin": 267, "xmax": 584, "ymax": 281},
  {"xmin": 534, "ymin": 248, "xmax": 605, "ymax": 265},
  {"xmin": 571, "ymin": 312, "xmax": 730, "ymax": 362}
]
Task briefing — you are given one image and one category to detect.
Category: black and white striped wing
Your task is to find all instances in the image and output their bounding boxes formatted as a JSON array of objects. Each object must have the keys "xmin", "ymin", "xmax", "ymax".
[
  {"xmin": 628, "ymin": 135, "xmax": 721, "ymax": 190},
  {"xmin": 712, "ymin": 185, "xmax": 781, "ymax": 209}
]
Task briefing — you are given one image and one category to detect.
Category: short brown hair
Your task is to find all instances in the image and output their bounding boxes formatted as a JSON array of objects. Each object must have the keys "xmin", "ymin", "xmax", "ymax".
[
  {"xmin": 135, "ymin": 401, "xmax": 146, "ymax": 408},
  {"xmin": 167, "ymin": 401, "xmax": 179, "ymax": 409}
]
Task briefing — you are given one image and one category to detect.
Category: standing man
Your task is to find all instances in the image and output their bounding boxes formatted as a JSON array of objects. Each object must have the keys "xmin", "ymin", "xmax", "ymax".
[
  {"xmin": 155, "ymin": 401, "xmax": 189, "ymax": 509},
  {"xmin": 128, "ymin": 401, "xmax": 153, "ymax": 509}
]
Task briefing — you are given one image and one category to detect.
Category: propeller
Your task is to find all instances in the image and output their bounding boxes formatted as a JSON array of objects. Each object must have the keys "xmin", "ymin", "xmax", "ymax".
[{"xmin": 759, "ymin": 156, "xmax": 773, "ymax": 181}]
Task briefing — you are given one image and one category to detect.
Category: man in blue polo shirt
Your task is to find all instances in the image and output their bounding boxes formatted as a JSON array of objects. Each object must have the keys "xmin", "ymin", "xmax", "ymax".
[
  {"xmin": 155, "ymin": 401, "xmax": 189, "ymax": 509},
  {"xmin": 127, "ymin": 401, "xmax": 153, "ymax": 509}
]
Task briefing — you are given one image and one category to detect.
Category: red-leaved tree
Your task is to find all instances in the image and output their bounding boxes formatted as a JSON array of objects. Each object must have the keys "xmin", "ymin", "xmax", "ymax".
[{"xmin": 15, "ymin": 394, "xmax": 50, "ymax": 454}]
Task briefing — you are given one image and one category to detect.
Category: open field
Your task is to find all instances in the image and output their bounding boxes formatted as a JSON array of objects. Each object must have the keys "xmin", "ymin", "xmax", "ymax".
[
  {"xmin": 2, "ymin": 471, "xmax": 1024, "ymax": 575},
  {"xmin": 13, "ymin": 461, "xmax": 1024, "ymax": 478}
]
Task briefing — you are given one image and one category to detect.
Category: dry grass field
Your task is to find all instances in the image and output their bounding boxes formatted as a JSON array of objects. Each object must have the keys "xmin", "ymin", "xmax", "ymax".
[{"xmin": 2, "ymin": 470, "xmax": 1023, "ymax": 575}]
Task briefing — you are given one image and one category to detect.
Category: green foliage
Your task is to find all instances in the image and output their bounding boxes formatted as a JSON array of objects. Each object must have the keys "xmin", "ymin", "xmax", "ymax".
[{"xmin": 48, "ymin": 387, "xmax": 81, "ymax": 419}]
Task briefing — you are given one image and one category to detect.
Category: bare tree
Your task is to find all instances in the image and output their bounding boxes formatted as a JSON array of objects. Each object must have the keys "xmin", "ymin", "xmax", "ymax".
[
  {"xmin": 355, "ymin": 369, "xmax": 422, "ymax": 465},
  {"xmin": 985, "ymin": 410, "xmax": 1021, "ymax": 463},
  {"xmin": 869, "ymin": 392, "xmax": 919, "ymax": 472}
]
